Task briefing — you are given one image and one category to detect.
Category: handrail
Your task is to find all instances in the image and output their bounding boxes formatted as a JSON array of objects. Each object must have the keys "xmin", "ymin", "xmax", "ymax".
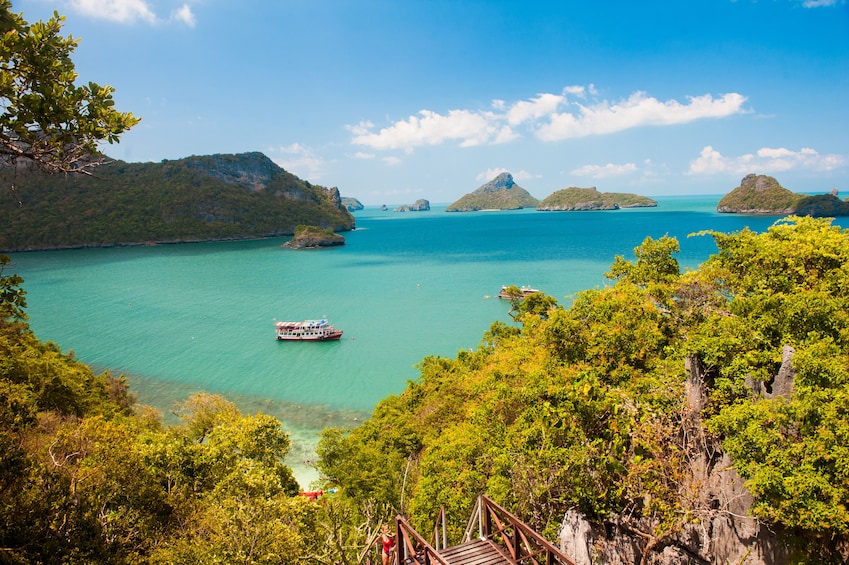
[
  {"xmin": 395, "ymin": 515, "xmax": 451, "ymax": 565},
  {"xmin": 478, "ymin": 495, "xmax": 577, "ymax": 565}
]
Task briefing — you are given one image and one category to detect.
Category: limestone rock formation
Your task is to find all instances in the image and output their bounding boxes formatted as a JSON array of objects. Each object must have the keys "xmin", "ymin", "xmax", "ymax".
[
  {"xmin": 282, "ymin": 225, "xmax": 345, "ymax": 249},
  {"xmin": 395, "ymin": 199, "xmax": 430, "ymax": 212},
  {"xmin": 446, "ymin": 172, "xmax": 538, "ymax": 211},
  {"xmin": 342, "ymin": 197, "xmax": 364, "ymax": 211},
  {"xmin": 556, "ymin": 353, "xmax": 795, "ymax": 565}
]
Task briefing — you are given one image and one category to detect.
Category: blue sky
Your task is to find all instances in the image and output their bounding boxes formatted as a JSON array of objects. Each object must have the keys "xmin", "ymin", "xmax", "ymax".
[{"xmin": 13, "ymin": 0, "xmax": 849, "ymax": 204}]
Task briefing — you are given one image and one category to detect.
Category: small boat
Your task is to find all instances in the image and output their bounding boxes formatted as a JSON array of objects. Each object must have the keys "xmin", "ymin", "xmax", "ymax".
[
  {"xmin": 275, "ymin": 319, "xmax": 343, "ymax": 341},
  {"xmin": 497, "ymin": 285, "xmax": 540, "ymax": 299}
]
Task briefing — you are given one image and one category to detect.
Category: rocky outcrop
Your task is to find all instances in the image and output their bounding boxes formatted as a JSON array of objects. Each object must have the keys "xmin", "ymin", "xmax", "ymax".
[
  {"xmin": 282, "ymin": 225, "xmax": 345, "ymax": 249},
  {"xmin": 395, "ymin": 199, "xmax": 430, "ymax": 212},
  {"xmin": 717, "ymin": 174, "xmax": 849, "ymax": 216},
  {"xmin": 446, "ymin": 173, "xmax": 538, "ymax": 212},
  {"xmin": 537, "ymin": 187, "xmax": 657, "ymax": 211},
  {"xmin": 342, "ymin": 197, "xmax": 364, "ymax": 211},
  {"xmin": 557, "ymin": 353, "xmax": 793, "ymax": 565}
]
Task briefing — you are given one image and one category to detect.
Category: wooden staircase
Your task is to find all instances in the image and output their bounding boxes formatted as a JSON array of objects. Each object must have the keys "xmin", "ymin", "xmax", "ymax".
[{"xmin": 395, "ymin": 495, "xmax": 577, "ymax": 565}]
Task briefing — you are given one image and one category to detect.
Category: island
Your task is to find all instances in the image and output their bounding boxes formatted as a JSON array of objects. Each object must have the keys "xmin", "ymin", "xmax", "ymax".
[
  {"xmin": 717, "ymin": 174, "xmax": 849, "ymax": 216},
  {"xmin": 536, "ymin": 187, "xmax": 657, "ymax": 211},
  {"xmin": 394, "ymin": 199, "xmax": 430, "ymax": 212},
  {"xmin": 282, "ymin": 225, "xmax": 345, "ymax": 249},
  {"xmin": 446, "ymin": 172, "xmax": 538, "ymax": 212},
  {"xmin": 341, "ymin": 197, "xmax": 364, "ymax": 211},
  {"xmin": 0, "ymin": 152, "xmax": 355, "ymax": 252}
]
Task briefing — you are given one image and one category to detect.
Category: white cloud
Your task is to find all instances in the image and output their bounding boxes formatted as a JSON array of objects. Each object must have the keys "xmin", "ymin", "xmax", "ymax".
[
  {"xmin": 802, "ymin": 0, "xmax": 837, "ymax": 7},
  {"xmin": 172, "ymin": 4, "xmax": 195, "ymax": 27},
  {"xmin": 65, "ymin": 0, "xmax": 196, "ymax": 25},
  {"xmin": 350, "ymin": 86, "xmax": 748, "ymax": 152},
  {"xmin": 571, "ymin": 162, "xmax": 639, "ymax": 179},
  {"xmin": 382, "ymin": 156, "xmax": 402, "ymax": 166},
  {"xmin": 352, "ymin": 152, "xmax": 375, "ymax": 160},
  {"xmin": 475, "ymin": 168, "xmax": 538, "ymax": 182},
  {"xmin": 536, "ymin": 92, "xmax": 747, "ymax": 141},
  {"xmin": 68, "ymin": 0, "xmax": 157, "ymax": 23},
  {"xmin": 269, "ymin": 143, "xmax": 325, "ymax": 181},
  {"xmin": 688, "ymin": 145, "xmax": 846, "ymax": 175}
]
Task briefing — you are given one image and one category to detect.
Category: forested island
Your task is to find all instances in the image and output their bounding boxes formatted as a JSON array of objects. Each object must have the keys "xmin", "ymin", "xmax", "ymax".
[
  {"xmin": 3, "ymin": 216, "xmax": 848, "ymax": 564},
  {"xmin": 0, "ymin": 152, "xmax": 355, "ymax": 252},
  {"xmin": 536, "ymin": 186, "xmax": 657, "ymax": 210},
  {"xmin": 717, "ymin": 174, "xmax": 849, "ymax": 216},
  {"xmin": 446, "ymin": 172, "xmax": 539, "ymax": 211}
]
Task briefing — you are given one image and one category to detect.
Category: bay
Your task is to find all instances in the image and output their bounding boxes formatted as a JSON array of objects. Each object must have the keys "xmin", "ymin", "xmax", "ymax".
[{"xmin": 9, "ymin": 196, "xmax": 844, "ymax": 486}]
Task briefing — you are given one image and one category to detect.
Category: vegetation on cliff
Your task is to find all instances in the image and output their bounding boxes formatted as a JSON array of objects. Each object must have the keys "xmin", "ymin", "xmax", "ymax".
[
  {"xmin": 717, "ymin": 174, "xmax": 849, "ymax": 216},
  {"xmin": 537, "ymin": 186, "xmax": 657, "ymax": 210},
  {"xmin": 318, "ymin": 216, "xmax": 849, "ymax": 562},
  {"xmin": 446, "ymin": 172, "xmax": 538, "ymax": 211},
  {"xmin": 0, "ymin": 152, "xmax": 355, "ymax": 251},
  {"xmin": 283, "ymin": 224, "xmax": 346, "ymax": 248}
]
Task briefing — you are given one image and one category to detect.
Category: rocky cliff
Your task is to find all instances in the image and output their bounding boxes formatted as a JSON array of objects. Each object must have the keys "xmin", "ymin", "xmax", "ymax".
[
  {"xmin": 282, "ymin": 225, "xmax": 345, "ymax": 249},
  {"xmin": 557, "ymin": 350, "xmax": 820, "ymax": 565},
  {"xmin": 446, "ymin": 172, "xmax": 538, "ymax": 211}
]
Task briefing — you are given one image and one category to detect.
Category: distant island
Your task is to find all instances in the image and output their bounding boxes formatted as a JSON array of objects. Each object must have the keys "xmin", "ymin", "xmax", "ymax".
[
  {"xmin": 0, "ymin": 152, "xmax": 355, "ymax": 252},
  {"xmin": 717, "ymin": 174, "xmax": 849, "ymax": 216},
  {"xmin": 282, "ymin": 225, "xmax": 345, "ymax": 249},
  {"xmin": 341, "ymin": 197, "xmax": 364, "ymax": 211},
  {"xmin": 394, "ymin": 199, "xmax": 430, "ymax": 212},
  {"xmin": 446, "ymin": 172, "xmax": 538, "ymax": 212},
  {"xmin": 536, "ymin": 187, "xmax": 657, "ymax": 211}
]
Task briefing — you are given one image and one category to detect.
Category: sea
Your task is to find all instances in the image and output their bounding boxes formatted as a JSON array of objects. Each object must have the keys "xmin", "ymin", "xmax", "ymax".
[{"xmin": 8, "ymin": 196, "xmax": 847, "ymax": 487}]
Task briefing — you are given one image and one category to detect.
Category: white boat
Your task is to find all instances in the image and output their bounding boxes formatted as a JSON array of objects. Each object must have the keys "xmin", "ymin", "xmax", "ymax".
[
  {"xmin": 275, "ymin": 319, "xmax": 343, "ymax": 341},
  {"xmin": 497, "ymin": 285, "xmax": 540, "ymax": 299}
]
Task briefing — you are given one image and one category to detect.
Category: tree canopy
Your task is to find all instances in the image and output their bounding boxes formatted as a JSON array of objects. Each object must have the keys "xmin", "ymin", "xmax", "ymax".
[{"xmin": 0, "ymin": 0, "xmax": 139, "ymax": 183}]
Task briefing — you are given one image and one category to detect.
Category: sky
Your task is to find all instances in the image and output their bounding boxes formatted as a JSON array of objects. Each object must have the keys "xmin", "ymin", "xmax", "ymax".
[{"xmin": 13, "ymin": 0, "xmax": 849, "ymax": 205}]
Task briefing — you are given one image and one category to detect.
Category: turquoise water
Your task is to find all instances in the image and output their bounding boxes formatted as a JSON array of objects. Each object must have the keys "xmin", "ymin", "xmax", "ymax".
[{"xmin": 9, "ymin": 196, "xmax": 845, "ymax": 485}]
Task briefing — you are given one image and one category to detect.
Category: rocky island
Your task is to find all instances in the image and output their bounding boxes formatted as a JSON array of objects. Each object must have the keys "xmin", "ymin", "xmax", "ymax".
[
  {"xmin": 537, "ymin": 187, "xmax": 657, "ymax": 211},
  {"xmin": 446, "ymin": 172, "xmax": 538, "ymax": 212},
  {"xmin": 394, "ymin": 199, "xmax": 430, "ymax": 212},
  {"xmin": 282, "ymin": 225, "xmax": 345, "ymax": 249},
  {"xmin": 717, "ymin": 174, "xmax": 849, "ymax": 216},
  {"xmin": 341, "ymin": 197, "xmax": 364, "ymax": 211}
]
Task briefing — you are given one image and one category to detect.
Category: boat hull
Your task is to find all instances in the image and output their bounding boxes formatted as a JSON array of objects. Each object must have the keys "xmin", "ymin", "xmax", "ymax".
[{"xmin": 276, "ymin": 331, "xmax": 343, "ymax": 341}]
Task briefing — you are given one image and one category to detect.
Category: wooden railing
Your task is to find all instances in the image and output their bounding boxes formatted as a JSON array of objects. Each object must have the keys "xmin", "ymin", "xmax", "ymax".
[
  {"xmin": 395, "ymin": 515, "xmax": 450, "ymax": 565},
  {"xmin": 465, "ymin": 495, "xmax": 578, "ymax": 565}
]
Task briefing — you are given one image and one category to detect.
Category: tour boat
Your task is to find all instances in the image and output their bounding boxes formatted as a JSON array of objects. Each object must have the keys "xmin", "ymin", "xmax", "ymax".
[
  {"xmin": 497, "ymin": 285, "xmax": 540, "ymax": 299},
  {"xmin": 275, "ymin": 319, "xmax": 343, "ymax": 341}
]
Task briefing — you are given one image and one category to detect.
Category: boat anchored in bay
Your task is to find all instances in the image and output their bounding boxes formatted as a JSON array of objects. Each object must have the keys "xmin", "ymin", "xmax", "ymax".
[{"xmin": 275, "ymin": 319, "xmax": 343, "ymax": 341}]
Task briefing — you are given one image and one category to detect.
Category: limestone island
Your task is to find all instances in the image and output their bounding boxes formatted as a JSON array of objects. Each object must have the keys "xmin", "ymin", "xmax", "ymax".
[
  {"xmin": 717, "ymin": 174, "xmax": 849, "ymax": 216},
  {"xmin": 394, "ymin": 199, "xmax": 430, "ymax": 212},
  {"xmin": 446, "ymin": 172, "xmax": 538, "ymax": 212},
  {"xmin": 537, "ymin": 187, "xmax": 657, "ymax": 211},
  {"xmin": 341, "ymin": 197, "xmax": 364, "ymax": 211},
  {"xmin": 282, "ymin": 225, "xmax": 345, "ymax": 249}
]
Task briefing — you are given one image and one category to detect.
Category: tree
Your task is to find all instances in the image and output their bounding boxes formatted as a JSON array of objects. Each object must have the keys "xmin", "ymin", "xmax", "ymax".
[{"xmin": 0, "ymin": 1, "xmax": 139, "ymax": 188}]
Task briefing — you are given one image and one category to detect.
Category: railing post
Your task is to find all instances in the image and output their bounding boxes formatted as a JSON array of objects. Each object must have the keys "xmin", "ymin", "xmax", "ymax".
[{"xmin": 441, "ymin": 506, "xmax": 447, "ymax": 550}]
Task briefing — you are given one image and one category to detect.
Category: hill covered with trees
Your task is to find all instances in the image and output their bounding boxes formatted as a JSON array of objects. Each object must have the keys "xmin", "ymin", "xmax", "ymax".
[
  {"xmin": 717, "ymin": 174, "xmax": 849, "ymax": 216},
  {"xmin": 0, "ymin": 152, "xmax": 355, "ymax": 251},
  {"xmin": 537, "ymin": 186, "xmax": 657, "ymax": 210},
  {"xmin": 446, "ymin": 172, "xmax": 538, "ymax": 211}
]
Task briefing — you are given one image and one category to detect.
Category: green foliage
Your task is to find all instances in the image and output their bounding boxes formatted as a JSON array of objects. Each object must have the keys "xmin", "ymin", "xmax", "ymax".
[
  {"xmin": 318, "ymin": 216, "xmax": 849, "ymax": 561},
  {"xmin": 0, "ymin": 1, "xmax": 139, "ymax": 177}
]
